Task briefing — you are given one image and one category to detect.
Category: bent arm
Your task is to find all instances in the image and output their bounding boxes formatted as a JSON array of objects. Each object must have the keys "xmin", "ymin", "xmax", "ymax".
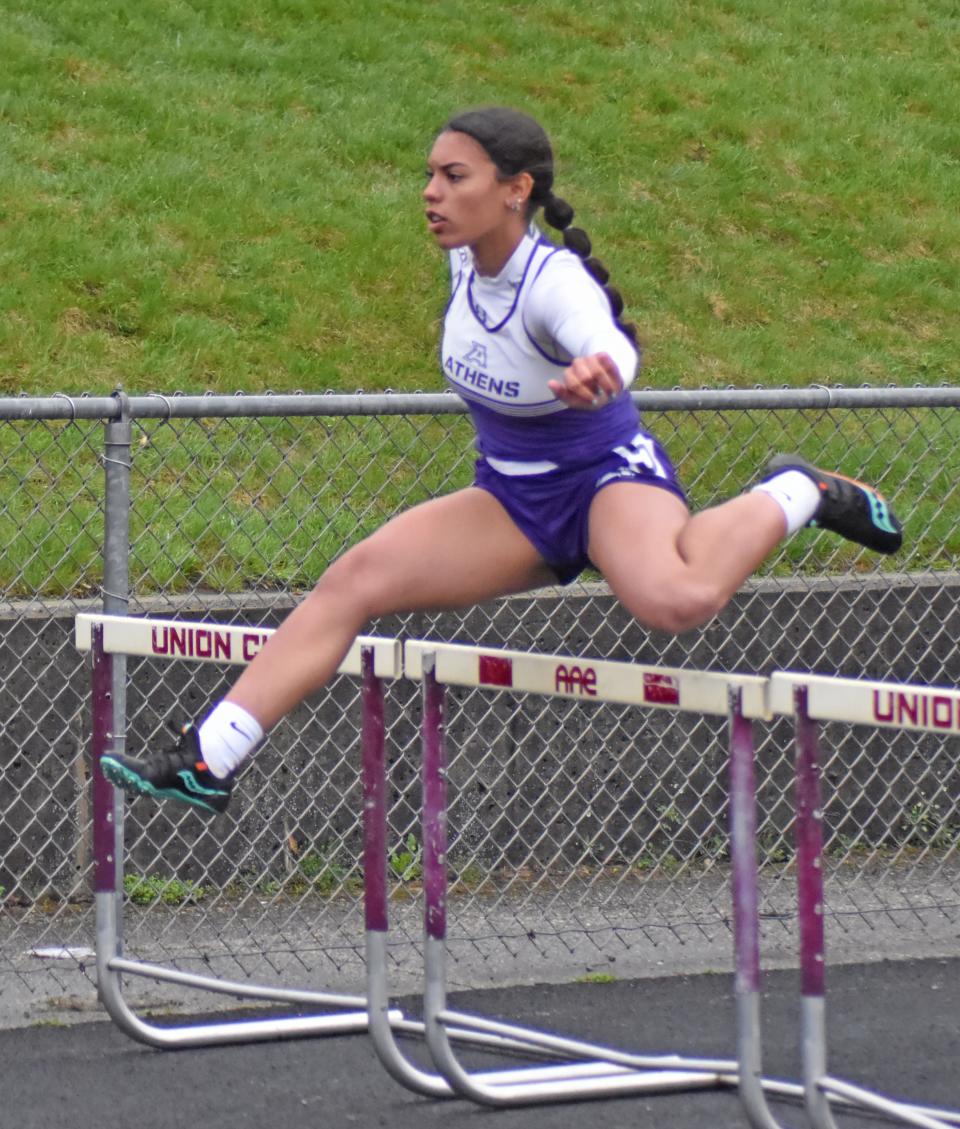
[{"xmin": 527, "ymin": 256, "xmax": 639, "ymax": 384}]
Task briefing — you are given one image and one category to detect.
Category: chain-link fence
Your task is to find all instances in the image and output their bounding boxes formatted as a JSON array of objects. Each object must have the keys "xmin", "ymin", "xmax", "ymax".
[{"xmin": 1, "ymin": 388, "xmax": 958, "ymax": 1009}]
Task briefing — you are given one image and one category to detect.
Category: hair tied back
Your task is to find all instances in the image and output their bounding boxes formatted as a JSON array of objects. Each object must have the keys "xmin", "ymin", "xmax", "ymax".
[
  {"xmin": 543, "ymin": 193, "xmax": 574, "ymax": 230},
  {"xmin": 562, "ymin": 227, "xmax": 592, "ymax": 259},
  {"xmin": 585, "ymin": 257, "xmax": 609, "ymax": 285}
]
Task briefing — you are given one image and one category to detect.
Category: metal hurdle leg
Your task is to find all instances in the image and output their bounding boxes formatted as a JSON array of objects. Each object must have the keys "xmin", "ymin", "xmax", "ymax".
[
  {"xmin": 727, "ymin": 687, "xmax": 792, "ymax": 1129},
  {"xmin": 362, "ymin": 643, "xmax": 452, "ymax": 1097},
  {"xmin": 86, "ymin": 618, "xmax": 403, "ymax": 1048},
  {"xmin": 792, "ymin": 685, "xmax": 960, "ymax": 1129},
  {"xmin": 415, "ymin": 648, "xmax": 773, "ymax": 1108}
]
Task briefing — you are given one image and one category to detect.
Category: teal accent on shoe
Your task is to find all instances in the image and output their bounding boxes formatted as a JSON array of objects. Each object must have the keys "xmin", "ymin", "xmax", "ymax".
[
  {"xmin": 867, "ymin": 493, "xmax": 898, "ymax": 535},
  {"xmin": 101, "ymin": 756, "xmax": 222, "ymax": 815},
  {"xmin": 152, "ymin": 784, "xmax": 222, "ymax": 814},
  {"xmin": 176, "ymin": 768, "xmax": 229, "ymax": 799},
  {"xmin": 100, "ymin": 756, "xmax": 143, "ymax": 792}
]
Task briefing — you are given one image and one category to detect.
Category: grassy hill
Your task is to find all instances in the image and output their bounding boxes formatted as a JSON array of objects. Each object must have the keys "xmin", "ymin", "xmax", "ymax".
[{"xmin": 1, "ymin": 0, "xmax": 957, "ymax": 395}]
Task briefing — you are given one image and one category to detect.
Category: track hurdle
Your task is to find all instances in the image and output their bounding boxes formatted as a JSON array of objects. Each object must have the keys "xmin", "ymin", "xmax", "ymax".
[
  {"xmin": 365, "ymin": 639, "xmax": 802, "ymax": 1121},
  {"xmin": 76, "ymin": 612, "xmax": 405, "ymax": 1048},
  {"xmin": 360, "ymin": 644, "xmax": 698, "ymax": 1099},
  {"xmin": 772, "ymin": 673, "xmax": 960, "ymax": 1129}
]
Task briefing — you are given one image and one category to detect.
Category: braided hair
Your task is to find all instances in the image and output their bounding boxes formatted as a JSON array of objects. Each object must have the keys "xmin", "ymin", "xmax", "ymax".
[{"xmin": 442, "ymin": 107, "xmax": 638, "ymax": 347}]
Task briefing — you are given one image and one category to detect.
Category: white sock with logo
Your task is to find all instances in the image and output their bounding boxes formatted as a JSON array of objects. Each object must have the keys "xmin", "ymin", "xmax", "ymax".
[
  {"xmin": 197, "ymin": 701, "xmax": 264, "ymax": 778},
  {"xmin": 750, "ymin": 469, "xmax": 821, "ymax": 535}
]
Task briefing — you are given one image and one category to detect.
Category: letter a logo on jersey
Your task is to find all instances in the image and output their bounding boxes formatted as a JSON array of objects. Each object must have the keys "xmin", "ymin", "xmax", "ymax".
[{"xmin": 465, "ymin": 341, "xmax": 488, "ymax": 368}]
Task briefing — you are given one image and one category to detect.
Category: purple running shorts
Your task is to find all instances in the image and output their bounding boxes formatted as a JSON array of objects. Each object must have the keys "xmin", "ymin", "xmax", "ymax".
[{"xmin": 474, "ymin": 430, "xmax": 686, "ymax": 585}]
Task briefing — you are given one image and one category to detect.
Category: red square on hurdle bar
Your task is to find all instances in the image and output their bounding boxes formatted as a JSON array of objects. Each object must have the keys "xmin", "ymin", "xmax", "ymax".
[
  {"xmin": 479, "ymin": 654, "xmax": 513, "ymax": 688},
  {"xmin": 643, "ymin": 672, "xmax": 680, "ymax": 705}
]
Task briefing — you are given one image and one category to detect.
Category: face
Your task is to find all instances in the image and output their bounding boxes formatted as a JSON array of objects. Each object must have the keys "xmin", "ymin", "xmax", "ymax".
[{"xmin": 423, "ymin": 130, "xmax": 528, "ymax": 271}]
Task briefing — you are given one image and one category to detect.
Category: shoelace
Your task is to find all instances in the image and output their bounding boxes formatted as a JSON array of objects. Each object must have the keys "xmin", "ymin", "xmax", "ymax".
[
  {"xmin": 148, "ymin": 725, "xmax": 198, "ymax": 776},
  {"xmin": 823, "ymin": 473, "xmax": 866, "ymax": 508}
]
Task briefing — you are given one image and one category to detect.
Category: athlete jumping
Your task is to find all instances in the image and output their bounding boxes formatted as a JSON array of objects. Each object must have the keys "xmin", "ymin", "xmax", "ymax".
[{"xmin": 101, "ymin": 106, "xmax": 902, "ymax": 814}]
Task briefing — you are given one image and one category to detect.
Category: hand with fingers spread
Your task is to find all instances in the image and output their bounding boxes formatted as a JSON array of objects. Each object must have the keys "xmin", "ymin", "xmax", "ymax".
[{"xmin": 548, "ymin": 352, "xmax": 624, "ymax": 411}]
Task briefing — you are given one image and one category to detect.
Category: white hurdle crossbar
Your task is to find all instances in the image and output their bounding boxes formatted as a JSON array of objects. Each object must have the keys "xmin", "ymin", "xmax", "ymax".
[
  {"xmin": 74, "ymin": 611, "xmax": 401, "ymax": 677},
  {"xmin": 76, "ymin": 612, "xmax": 404, "ymax": 1049}
]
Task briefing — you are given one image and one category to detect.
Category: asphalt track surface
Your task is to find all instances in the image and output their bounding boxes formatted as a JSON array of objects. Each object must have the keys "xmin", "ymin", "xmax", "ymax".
[{"xmin": 5, "ymin": 956, "xmax": 959, "ymax": 1129}]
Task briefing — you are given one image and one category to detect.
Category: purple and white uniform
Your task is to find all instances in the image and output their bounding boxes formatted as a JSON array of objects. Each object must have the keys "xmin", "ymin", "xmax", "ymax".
[{"xmin": 441, "ymin": 230, "xmax": 685, "ymax": 581}]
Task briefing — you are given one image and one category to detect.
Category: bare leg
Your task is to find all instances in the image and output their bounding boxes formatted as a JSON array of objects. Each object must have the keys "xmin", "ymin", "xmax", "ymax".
[
  {"xmin": 224, "ymin": 488, "xmax": 555, "ymax": 730},
  {"xmin": 588, "ymin": 483, "xmax": 787, "ymax": 634}
]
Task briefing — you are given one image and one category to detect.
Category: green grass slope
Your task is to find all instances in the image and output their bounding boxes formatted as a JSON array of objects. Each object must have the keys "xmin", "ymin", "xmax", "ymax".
[{"xmin": 1, "ymin": 0, "xmax": 957, "ymax": 395}]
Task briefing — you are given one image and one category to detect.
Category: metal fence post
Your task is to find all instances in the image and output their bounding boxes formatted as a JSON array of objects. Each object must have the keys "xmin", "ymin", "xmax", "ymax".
[{"xmin": 101, "ymin": 388, "xmax": 132, "ymax": 919}]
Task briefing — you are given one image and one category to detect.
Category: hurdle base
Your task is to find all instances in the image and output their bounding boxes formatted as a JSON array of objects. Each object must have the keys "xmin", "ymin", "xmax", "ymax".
[
  {"xmin": 96, "ymin": 895, "xmax": 401, "ymax": 1049},
  {"xmin": 819, "ymin": 1078, "xmax": 958, "ymax": 1129}
]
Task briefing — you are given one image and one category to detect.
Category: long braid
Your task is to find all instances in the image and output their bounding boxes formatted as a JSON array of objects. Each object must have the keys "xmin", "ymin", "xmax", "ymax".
[{"xmin": 542, "ymin": 192, "xmax": 639, "ymax": 348}]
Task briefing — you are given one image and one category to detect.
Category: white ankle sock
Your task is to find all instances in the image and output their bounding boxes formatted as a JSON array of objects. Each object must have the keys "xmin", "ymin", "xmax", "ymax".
[
  {"xmin": 750, "ymin": 469, "xmax": 821, "ymax": 535},
  {"xmin": 198, "ymin": 702, "xmax": 264, "ymax": 778}
]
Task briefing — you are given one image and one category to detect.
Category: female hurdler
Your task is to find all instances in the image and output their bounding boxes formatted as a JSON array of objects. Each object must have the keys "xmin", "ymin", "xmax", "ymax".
[{"xmin": 103, "ymin": 106, "xmax": 901, "ymax": 814}]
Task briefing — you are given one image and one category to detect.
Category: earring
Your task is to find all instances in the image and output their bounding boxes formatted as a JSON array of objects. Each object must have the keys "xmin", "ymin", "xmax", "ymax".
[{"xmin": 510, "ymin": 199, "xmax": 522, "ymax": 213}]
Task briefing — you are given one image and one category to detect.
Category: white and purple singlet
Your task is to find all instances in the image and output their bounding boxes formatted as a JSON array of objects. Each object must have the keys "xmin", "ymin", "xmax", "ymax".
[{"xmin": 440, "ymin": 231, "xmax": 643, "ymax": 475}]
